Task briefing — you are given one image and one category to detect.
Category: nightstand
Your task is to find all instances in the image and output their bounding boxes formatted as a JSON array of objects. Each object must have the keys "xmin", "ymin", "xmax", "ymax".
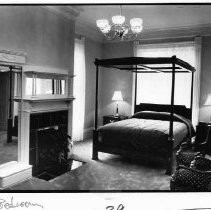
[
  {"xmin": 195, "ymin": 122, "xmax": 211, "ymax": 145},
  {"xmin": 103, "ymin": 115, "xmax": 128, "ymax": 125}
]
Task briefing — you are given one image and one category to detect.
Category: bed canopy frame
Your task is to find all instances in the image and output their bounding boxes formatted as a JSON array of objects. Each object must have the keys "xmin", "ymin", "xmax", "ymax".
[{"xmin": 93, "ymin": 55, "xmax": 196, "ymax": 174}]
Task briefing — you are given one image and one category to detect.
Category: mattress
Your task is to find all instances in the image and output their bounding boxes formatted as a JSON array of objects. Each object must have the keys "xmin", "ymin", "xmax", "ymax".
[{"xmin": 98, "ymin": 112, "xmax": 194, "ymax": 154}]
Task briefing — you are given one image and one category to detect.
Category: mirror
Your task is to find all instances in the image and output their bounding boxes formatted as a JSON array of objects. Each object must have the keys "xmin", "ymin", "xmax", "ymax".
[{"xmin": 24, "ymin": 72, "xmax": 67, "ymax": 97}]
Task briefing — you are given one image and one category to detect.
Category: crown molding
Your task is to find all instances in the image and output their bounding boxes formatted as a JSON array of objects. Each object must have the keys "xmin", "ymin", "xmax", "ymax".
[
  {"xmin": 0, "ymin": 49, "xmax": 26, "ymax": 64},
  {"xmin": 138, "ymin": 24, "xmax": 211, "ymax": 41},
  {"xmin": 75, "ymin": 20, "xmax": 105, "ymax": 43},
  {"xmin": 43, "ymin": 6, "xmax": 81, "ymax": 21},
  {"xmin": 42, "ymin": 5, "xmax": 103, "ymax": 42}
]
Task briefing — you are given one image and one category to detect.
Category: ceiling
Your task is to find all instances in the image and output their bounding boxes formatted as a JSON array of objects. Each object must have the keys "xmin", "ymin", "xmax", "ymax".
[{"xmin": 71, "ymin": 4, "xmax": 211, "ymax": 42}]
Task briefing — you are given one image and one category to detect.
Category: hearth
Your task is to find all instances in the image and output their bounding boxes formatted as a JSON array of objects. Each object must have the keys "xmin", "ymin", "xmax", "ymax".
[{"xmin": 36, "ymin": 160, "xmax": 85, "ymax": 181}]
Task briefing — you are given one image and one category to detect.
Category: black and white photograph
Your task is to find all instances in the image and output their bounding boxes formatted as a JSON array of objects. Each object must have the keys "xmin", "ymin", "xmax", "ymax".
[{"xmin": 1, "ymin": 1, "xmax": 211, "ymax": 204}]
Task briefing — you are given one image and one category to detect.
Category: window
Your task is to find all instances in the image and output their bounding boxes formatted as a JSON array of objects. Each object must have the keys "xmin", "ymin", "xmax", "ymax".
[{"xmin": 134, "ymin": 39, "xmax": 201, "ymax": 126}]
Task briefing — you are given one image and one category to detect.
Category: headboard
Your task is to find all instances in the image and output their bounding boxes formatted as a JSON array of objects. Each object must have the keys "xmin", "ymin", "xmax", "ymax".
[{"xmin": 135, "ymin": 103, "xmax": 192, "ymax": 120}]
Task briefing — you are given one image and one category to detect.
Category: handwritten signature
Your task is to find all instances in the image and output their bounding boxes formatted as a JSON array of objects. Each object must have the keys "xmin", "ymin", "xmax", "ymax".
[
  {"xmin": 106, "ymin": 204, "xmax": 124, "ymax": 210},
  {"xmin": 105, "ymin": 205, "xmax": 211, "ymax": 210},
  {"xmin": 0, "ymin": 197, "xmax": 44, "ymax": 209}
]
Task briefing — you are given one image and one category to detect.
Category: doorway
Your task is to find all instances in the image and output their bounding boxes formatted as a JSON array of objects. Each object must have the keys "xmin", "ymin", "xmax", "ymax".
[
  {"xmin": 0, "ymin": 66, "xmax": 22, "ymax": 165},
  {"xmin": 0, "ymin": 72, "xmax": 9, "ymax": 132}
]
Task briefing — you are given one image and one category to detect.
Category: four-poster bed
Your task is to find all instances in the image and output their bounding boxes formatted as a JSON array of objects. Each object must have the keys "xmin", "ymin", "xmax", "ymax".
[{"xmin": 92, "ymin": 56, "xmax": 196, "ymax": 175}]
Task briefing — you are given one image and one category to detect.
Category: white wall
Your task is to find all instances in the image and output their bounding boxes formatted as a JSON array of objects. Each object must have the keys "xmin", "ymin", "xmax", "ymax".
[
  {"xmin": 84, "ymin": 38, "xmax": 103, "ymax": 139},
  {"xmin": 99, "ymin": 41, "xmax": 134, "ymax": 124}
]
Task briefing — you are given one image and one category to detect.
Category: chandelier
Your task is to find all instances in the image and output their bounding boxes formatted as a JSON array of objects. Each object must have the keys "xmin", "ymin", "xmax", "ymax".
[{"xmin": 96, "ymin": 6, "xmax": 143, "ymax": 41}]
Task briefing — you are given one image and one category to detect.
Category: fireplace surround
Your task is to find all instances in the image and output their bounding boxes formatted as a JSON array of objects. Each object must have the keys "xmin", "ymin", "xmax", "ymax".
[
  {"xmin": 11, "ymin": 66, "xmax": 74, "ymax": 187},
  {"xmin": 29, "ymin": 110, "xmax": 71, "ymax": 177}
]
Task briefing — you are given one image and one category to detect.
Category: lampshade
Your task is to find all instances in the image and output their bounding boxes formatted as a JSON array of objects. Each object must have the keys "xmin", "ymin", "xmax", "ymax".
[
  {"xmin": 130, "ymin": 18, "xmax": 143, "ymax": 34},
  {"xmin": 112, "ymin": 91, "xmax": 123, "ymax": 101},
  {"xmin": 130, "ymin": 18, "xmax": 143, "ymax": 27},
  {"xmin": 96, "ymin": 19, "xmax": 109, "ymax": 28},
  {"xmin": 101, "ymin": 25, "xmax": 111, "ymax": 34},
  {"xmin": 204, "ymin": 94, "xmax": 211, "ymax": 105},
  {"xmin": 112, "ymin": 15, "xmax": 125, "ymax": 25}
]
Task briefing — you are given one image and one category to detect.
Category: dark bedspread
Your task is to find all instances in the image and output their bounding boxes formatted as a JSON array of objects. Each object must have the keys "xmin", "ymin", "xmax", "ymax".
[{"xmin": 98, "ymin": 111, "xmax": 195, "ymax": 154}]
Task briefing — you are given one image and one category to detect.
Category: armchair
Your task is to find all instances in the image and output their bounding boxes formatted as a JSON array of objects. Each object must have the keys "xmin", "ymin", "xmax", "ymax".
[
  {"xmin": 171, "ymin": 156, "xmax": 211, "ymax": 191},
  {"xmin": 171, "ymin": 125, "xmax": 211, "ymax": 191}
]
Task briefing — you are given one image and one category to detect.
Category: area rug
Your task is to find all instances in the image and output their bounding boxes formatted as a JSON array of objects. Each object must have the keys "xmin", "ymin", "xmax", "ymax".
[
  {"xmin": 50, "ymin": 143, "xmax": 171, "ymax": 191},
  {"xmin": 5, "ymin": 139, "xmax": 171, "ymax": 191}
]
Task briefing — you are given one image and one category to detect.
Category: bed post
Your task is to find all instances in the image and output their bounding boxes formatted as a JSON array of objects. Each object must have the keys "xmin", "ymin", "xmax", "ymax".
[
  {"xmin": 190, "ymin": 71, "xmax": 194, "ymax": 120},
  {"xmin": 7, "ymin": 66, "xmax": 13, "ymax": 143},
  {"xmin": 134, "ymin": 65, "xmax": 138, "ymax": 113},
  {"xmin": 92, "ymin": 61, "xmax": 99, "ymax": 160},
  {"xmin": 166, "ymin": 56, "xmax": 176, "ymax": 175}
]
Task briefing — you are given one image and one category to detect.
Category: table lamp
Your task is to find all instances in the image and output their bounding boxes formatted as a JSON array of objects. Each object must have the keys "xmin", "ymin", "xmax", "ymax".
[
  {"xmin": 112, "ymin": 91, "xmax": 123, "ymax": 117},
  {"xmin": 204, "ymin": 94, "xmax": 211, "ymax": 122}
]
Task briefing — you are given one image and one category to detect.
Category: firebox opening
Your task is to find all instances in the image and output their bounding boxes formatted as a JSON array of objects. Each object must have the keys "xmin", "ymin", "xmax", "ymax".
[{"xmin": 29, "ymin": 110, "xmax": 77, "ymax": 180}]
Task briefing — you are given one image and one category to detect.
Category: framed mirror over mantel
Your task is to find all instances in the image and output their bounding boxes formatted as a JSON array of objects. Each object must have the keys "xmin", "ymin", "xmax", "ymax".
[
  {"xmin": 25, "ymin": 72, "xmax": 66, "ymax": 97},
  {"xmin": 19, "ymin": 67, "xmax": 74, "ymax": 100},
  {"xmin": 23, "ymin": 72, "xmax": 74, "ymax": 99}
]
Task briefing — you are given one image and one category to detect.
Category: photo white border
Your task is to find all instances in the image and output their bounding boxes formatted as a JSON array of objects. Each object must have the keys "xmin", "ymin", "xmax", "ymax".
[{"xmin": 1, "ymin": 1, "xmax": 211, "ymax": 210}]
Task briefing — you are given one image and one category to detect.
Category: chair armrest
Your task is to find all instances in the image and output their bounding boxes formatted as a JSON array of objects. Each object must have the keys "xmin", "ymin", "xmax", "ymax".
[
  {"xmin": 172, "ymin": 160, "xmax": 211, "ymax": 191},
  {"xmin": 181, "ymin": 141, "xmax": 192, "ymax": 149},
  {"xmin": 194, "ymin": 141, "xmax": 210, "ymax": 156},
  {"xmin": 190, "ymin": 156, "xmax": 211, "ymax": 171},
  {"xmin": 176, "ymin": 142, "xmax": 192, "ymax": 154}
]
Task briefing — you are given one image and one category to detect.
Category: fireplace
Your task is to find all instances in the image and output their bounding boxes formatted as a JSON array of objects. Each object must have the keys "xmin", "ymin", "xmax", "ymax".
[
  {"xmin": 29, "ymin": 110, "xmax": 72, "ymax": 178},
  {"xmin": 12, "ymin": 65, "xmax": 74, "ymax": 184}
]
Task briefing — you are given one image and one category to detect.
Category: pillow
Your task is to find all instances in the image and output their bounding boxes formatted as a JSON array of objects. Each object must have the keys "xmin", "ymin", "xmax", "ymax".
[
  {"xmin": 132, "ymin": 111, "xmax": 195, "ymax": 138},
  {"xmin": 131, "ymin": 111, "xmax": 180, "ymax": 121}
]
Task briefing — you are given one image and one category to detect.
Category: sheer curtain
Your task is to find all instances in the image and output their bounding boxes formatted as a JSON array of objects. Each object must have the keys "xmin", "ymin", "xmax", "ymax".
[
  {"xmin": 134, "ymin": 38, "xmax": 201, "ymax": 126},
  {"xmin": 72, "ymin": 37, "xmax": 86, "ymax": 141}
]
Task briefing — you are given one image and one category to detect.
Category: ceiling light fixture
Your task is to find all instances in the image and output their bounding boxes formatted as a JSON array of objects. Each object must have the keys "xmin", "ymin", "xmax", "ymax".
[{"xmin": 96, "ymin": 5, "xmax": 143, "ymax": 41}]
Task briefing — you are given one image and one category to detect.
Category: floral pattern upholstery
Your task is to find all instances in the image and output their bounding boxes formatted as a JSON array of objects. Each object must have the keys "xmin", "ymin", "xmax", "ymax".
[
  {"xmin": 170, "ymin": 141, "xmax": 211, "ymax": 191},
  {"xmin": 170, "ymin": 164, "xmax": 211, "ymax": 191},
  {"xmin": 176, "ymin": 142, "xmax": 205, "ymax": 167}
]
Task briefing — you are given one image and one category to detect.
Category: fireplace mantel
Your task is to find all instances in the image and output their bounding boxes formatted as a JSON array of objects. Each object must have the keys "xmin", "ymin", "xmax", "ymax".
[{"xmin": 14, "ymin": 97, "xmax": 75, "ymax": 103}]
